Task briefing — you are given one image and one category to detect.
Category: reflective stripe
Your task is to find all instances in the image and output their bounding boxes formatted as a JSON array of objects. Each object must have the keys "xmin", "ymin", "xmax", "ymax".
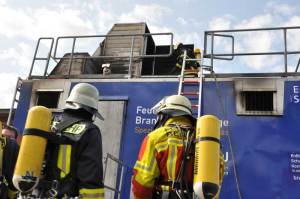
[
  {"xmin": 135, "ymin": 155, "xmax": 156, "ymax": 172},
  {"xmin": 57, "ymin": 144, "xmax": 72, "ymax": 178},
  {"xmin": 156, "ymin": 138, "xmax": 186, "ymax": 153},
  {"xmin": 167, "ymin": 138, "xmax": 186, "ymax": 146},
  {"xmin": 167, "ymin": 145, "xmax": 176, "ymax": 180},
  {"xmin": 161, "ymin": 185, "xmax": 170, "ymax": 192},
  {"xmin": 155, "ymin": 143, "xmax": 168, "ymax": 152},
  {"xmin": 80, "ymin": 188, "xmax": 104, "ymax": 199}
]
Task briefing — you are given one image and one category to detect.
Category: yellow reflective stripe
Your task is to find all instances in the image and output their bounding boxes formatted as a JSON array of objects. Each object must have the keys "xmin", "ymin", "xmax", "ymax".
[
  {"xmin": 155, "ymin": 138, "xmax": 185, "ymax": 153},
  {"xmin": 155, "ymin": 143, "xmax": 168, "ymax": 153},
  {"xmin": 167, "ymin": 138, "xmax": 186, "ymax": 146},
  {"xmin": 167, "ymin": 145, "xmax": 176, "ymax": 180},
  {"xmin": 57, "ymin": 144, "xmax": 72, "ymax": 178},
  {"xmin": 80, "ymin": 188, "xmax": 104, "ymax": 199},
  {"xmin": 172, "ymin": 145, "xmax": 178, "ymax": 180},
  {"xmin": 134, "ymin": 155, "xmax": 156, "ymax": 172},
  {"xmin": 161, "ymin": 185, "xmax": 170, "ymax": 192}
]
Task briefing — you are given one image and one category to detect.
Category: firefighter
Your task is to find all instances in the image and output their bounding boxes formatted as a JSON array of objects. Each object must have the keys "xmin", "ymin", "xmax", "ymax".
[
  {"xmin": 36, "ymin": 83, "xmax": 105, "ymax": 199},
  {"xmin": 171, "ymin": 43, "xmax": 201, "ymax": 75},
  {"xmin": 0, "ymin": 122, "xmax": 19, "ymax": 199},
  {"xmin": 1, "ymin": 125, "xmax": 18, "ymax": 140},
  {"xmin": 2, "ymin": 125, "xmax": 21, "ymax": 145},
  {"xmin": 132, "ymin": 95, "xmax": 196, "ymax": 199}
]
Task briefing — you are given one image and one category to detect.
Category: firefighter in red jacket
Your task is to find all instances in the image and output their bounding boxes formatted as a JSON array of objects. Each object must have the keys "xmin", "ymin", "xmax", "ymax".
[
  {"xmin": 132, "ymin": 95, "xmax": 196, "ymax": 199},
  {"xmin": 36, "ymin": 83, "xmax": 105, "ymax": 199}
]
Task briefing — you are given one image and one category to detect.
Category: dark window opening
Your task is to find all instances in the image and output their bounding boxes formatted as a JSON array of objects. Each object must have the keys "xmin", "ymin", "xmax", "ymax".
[
  {"xmin": 36, "ymin": 91, "xmax": 60, "ymax": 108},
  {"xmin": 243, "ymin": 91, "xmax": 274, "ymax": 111}
]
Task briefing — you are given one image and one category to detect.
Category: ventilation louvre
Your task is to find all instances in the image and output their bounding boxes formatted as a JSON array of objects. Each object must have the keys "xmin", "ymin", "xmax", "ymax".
[{"xmin": 243, "ymin": 91, "xmax": 274, "ymax": 111}]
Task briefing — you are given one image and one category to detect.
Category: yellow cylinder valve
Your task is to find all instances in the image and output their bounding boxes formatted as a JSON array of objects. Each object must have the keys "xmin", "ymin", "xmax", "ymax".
[
  {"xmin": 194, "ymin": 115, "xmax": 221, "ymax": 199},
  {"xmin": 13, "ymin": 106, "xmax": 52, "ymax": 193}
]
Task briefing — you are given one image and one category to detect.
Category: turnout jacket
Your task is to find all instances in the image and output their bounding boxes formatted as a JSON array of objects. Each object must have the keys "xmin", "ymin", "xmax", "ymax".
[
  {"xmin": 132, "ymin": 116, "xmax": 195, "ymax": 198},
  {"xmin": 42, "ymin": 110, "xmax": 104, "ymax": 199}
]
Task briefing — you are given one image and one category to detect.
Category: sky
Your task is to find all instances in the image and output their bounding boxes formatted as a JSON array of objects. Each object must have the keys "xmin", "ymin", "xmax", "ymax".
[{"xmin": 0, "ymin": 0, "xmax": 300, "ymax": 108}]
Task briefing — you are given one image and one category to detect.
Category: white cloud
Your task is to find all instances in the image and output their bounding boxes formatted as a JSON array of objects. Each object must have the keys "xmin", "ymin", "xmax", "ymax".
[
  {"xmin": 285, "ymin": 16, "xmax": 300, "ymax": 51},
  {"xmin": 176, "ymin": 17, "xmax": 187, "ymax": 26},
  {"xmin": 208, "ymin": 2, "xmax": 298, "ymax": 72},
  {"xmin": 209, "ymin": 15, "xmax": 232, "ymax": 30},
  {"xmin": 175, "ymin": 32, "xmax": 201, "ymax": 47},
  {"xmin": 234, "ymin": 15, "xmax": 279, "ymax": 71},
  {"xmin": 96, "ymin": 10, "xmax": 115, "ymax": 33},
  {"xmin": 240, "ymin": 55, "xmax": 281, "ymax": 71},
  {"xmin": 119, "ymin": 4, "xmax": 172, "ymax": 24},
  {"xmin": 0, "ymin": 5, "xmax": 34, "ymax": 38},
  {"xmin": 0, "ymin": 42, "xmax": 33, "ymax": 73},
  {"xmin": 234, "ymin": 14, "xmax": 273, "ymax": 29},
  {"xmin": 0, "ymin": 73, "xmax": 19, "ymax": 108},
  {"xmin": 266, "ymin": 2, "xmax": 296, "ymax": 16},
  {"xmin": 0, "ymin": 4, "xmax": 96, "ymax": 39},
  {"xmin": 33, "ymin": 8, "xmax": 95, "ymax": 37}
]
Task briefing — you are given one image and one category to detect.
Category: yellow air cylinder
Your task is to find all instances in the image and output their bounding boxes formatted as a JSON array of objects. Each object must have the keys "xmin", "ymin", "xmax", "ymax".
[
  {"xmin": 13, "ymin": 106, "xmax": 52, "ymax": 193},
  {"xmin": 194, "ymin": 115, "xmax": 220, "ymax": 199}
]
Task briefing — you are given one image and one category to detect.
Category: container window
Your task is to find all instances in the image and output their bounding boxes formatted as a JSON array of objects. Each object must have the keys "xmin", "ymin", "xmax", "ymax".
[{"xmin": 36, "ymin": 91, "xmax": 60, "ymax": 108}]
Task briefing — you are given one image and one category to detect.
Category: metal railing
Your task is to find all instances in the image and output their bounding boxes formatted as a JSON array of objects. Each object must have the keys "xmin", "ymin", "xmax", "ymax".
[
  {"xmin": 203, "ymin": 26, "xmax": 300, "ymax": 75},
  {"xmin": 28, "ymin": 32, "xmax": 173, "ymax": 78},
  {"xmin": 7, "ymin": 77, "xmax": 22, "ymax": 126},
  {"xmin": 29, "ymin": 38, "xmax": 54, "ymax": 77},
  {"xmin": 103, "ymin": 153, "xmax": 127, "ymax": 199}
]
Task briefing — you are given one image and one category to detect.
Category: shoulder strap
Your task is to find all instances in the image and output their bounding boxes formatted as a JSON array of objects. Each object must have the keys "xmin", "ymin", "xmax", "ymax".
[{"xmin": 54, "ymin": 117, "xmax": 84, "ymax": 133}]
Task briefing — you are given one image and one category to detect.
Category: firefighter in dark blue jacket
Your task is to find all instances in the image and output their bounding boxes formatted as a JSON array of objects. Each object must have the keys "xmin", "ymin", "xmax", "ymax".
[{"xmin": 37, "ymin": 83, "xmax": 105, "ymax": 199}]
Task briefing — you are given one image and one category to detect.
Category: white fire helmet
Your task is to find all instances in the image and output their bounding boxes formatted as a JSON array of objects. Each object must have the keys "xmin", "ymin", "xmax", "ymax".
[
  {"xmin": 152, "ymin": 95, "xmax": 192, "ymax": 116},
  {"xmin": 65, "ymin": 83, "xmax": 104, "ymax": 120}
]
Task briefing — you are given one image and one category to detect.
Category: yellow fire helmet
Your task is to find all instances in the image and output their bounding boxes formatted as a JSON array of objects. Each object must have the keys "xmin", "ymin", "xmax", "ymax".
[{"xmin": 194, "ymin": 48, "xmax": 201, "ymax": 54}]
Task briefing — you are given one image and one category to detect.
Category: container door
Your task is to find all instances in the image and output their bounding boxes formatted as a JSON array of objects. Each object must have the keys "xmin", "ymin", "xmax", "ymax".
[{"xmin": 93, "ymin": 100, "xmax": 126, "ymax": 199}]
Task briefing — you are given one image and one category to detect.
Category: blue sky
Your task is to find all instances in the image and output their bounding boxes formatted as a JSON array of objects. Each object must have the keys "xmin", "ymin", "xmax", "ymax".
[{"xmin": 0, "ymin": 0, "xmax": 300, "ymax": 107}]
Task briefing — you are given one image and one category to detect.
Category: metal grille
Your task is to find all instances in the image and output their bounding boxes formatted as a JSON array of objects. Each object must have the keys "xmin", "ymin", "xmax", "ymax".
[{"xmin": 243, "ymin": 91, "xmax": 274, "ymax": 111}]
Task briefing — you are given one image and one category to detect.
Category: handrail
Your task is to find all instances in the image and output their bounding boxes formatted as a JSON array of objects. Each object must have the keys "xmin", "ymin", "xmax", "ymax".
[
  {"xmin": 203, "ymin": 26, "xmax": 300, "ymax": 75},
  {"xmin": 7, "ymin": 77, "xmax": 22, "ymax": 126},
  {"xmin": 103, "ymin": 153, "xmax": 127, "ymax": 199},
  {"xmin": 53, "ymin": 32, "xmax": 173, "ymax": 59},
  {"xmin": 28, "ymin": 32, "xmax": 173, "ymax": 79},
  {"xmin": 28, "ymin": 37, "xmax": 54, "ymax": 77}
]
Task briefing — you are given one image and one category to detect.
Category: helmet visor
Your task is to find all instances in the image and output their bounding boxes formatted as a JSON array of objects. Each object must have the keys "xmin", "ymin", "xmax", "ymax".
[{"xmin": 64, "ymin": 102, "xmax": 104, "ymax": 120}]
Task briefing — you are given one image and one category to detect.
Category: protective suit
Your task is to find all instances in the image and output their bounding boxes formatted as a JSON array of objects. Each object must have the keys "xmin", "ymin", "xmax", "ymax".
[
  {"xmin": 132, "ymin": 95, "xmax": 225, "ymax": 199},
  {"xmin": 171, "ymin": 43, "xmax": 200, "ymax": 75},
  {"xmin": 132, "ymin": 95, "xmax": 196, "ymax": 199},
  {"xmin": 36, "ymin": 83, "xmax": 105, "ymax": 199}
]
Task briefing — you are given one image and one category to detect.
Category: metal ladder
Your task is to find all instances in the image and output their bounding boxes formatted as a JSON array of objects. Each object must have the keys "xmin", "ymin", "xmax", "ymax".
[
  {"xmin": 177, "ymin": 50, "xmax": 209, "ymax": 118},
  {"xmin": 7, "ymin": 77, "xmax": 23, "ymax": 126}
]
